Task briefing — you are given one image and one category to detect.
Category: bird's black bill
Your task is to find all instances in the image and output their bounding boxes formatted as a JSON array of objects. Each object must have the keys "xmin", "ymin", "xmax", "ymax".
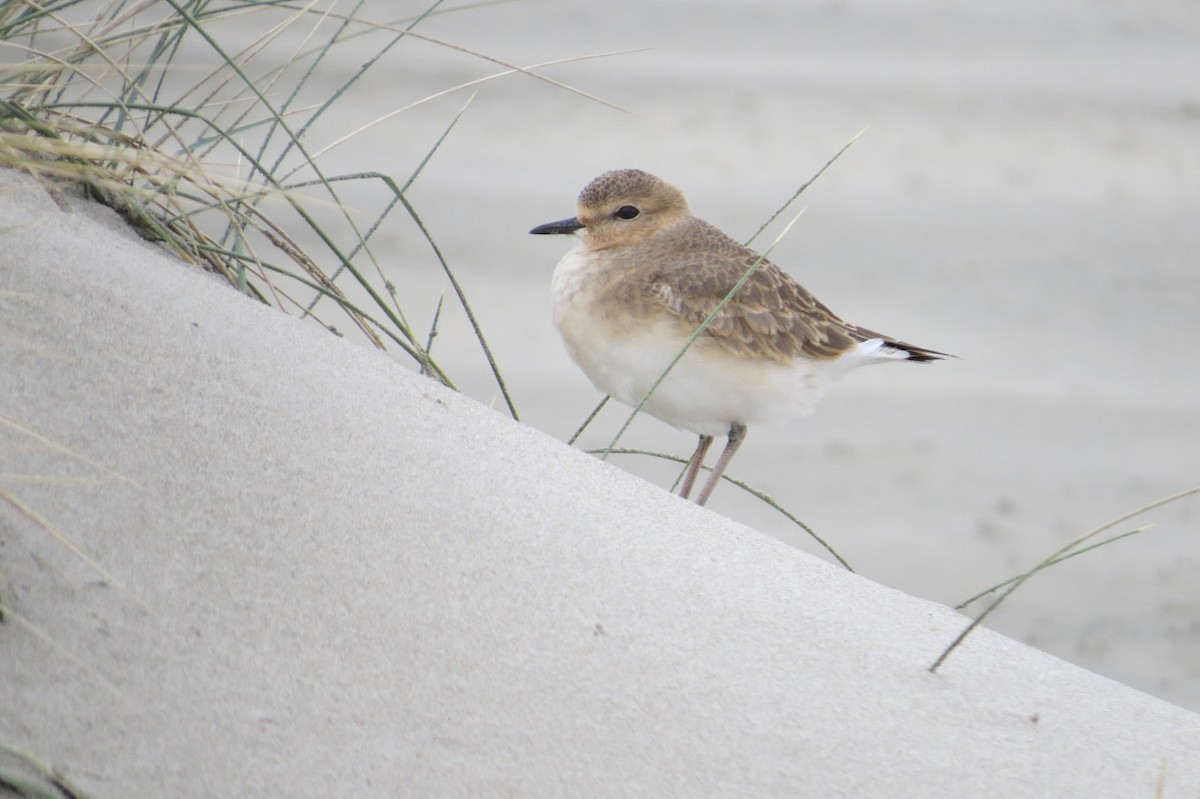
[{"xmin": 530, "ymin": 217, "xmax": 584, "ymax": 235}]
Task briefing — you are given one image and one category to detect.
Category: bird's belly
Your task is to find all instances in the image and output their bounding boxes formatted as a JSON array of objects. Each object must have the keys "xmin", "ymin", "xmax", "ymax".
[{"xmin": 555, "ymin": 305, "xmax": 831, "ymax": 437}]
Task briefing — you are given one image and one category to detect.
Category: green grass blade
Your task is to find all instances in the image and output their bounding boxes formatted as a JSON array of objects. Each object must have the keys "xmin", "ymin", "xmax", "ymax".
[{"xmin": 930, "ymin": 485, "xmax": 1200, "ymax": 673}]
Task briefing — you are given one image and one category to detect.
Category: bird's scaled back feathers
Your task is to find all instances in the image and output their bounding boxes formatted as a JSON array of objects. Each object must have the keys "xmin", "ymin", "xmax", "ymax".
[{"xmin": 568, "ymin": 169, "xmax": 947, "ymax": 366}]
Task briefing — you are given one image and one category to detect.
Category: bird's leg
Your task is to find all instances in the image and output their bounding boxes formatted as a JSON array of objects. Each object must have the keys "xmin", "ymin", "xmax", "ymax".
[
  {"xmin": 694, "ymin": 422, "xmax": 746, "ymax": 507},
  {"xmin": 678, "ymin": 434, "xmax": 714, "ymax": 500}
]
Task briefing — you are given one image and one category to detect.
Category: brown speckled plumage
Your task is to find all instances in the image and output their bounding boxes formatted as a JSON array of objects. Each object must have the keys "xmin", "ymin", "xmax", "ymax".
[{"xmin": 576, "ymin": 169, "xmax": 944, "ymax": 365}]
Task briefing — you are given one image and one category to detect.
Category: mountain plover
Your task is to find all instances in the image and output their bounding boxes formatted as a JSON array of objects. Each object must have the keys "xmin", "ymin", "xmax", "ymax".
[{"xmin": 531, "ymin": 168, "xmax": 948, "ymax": 506}]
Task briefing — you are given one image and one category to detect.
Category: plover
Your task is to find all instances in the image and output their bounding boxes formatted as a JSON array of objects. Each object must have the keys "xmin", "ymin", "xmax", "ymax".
[{"xmin": 531, "ymin": 169, "xmax": 948, "ymax": 506}]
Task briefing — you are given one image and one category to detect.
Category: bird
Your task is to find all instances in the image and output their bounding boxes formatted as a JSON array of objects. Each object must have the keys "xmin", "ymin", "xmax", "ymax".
[{"xmin": 530, "ymin": 169, "xmax": 949, "ymax": 506}]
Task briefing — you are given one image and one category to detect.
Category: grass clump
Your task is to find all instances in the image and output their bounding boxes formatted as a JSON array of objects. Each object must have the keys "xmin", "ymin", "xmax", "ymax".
[{"xmin": 0, "ymin": 0, "xmax": 608, "ymax": 414}]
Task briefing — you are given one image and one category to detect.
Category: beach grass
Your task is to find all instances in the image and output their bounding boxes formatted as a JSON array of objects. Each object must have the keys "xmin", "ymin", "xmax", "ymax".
[{"xmin": 0, "ymin": 0, "xmax": 617, "ymax": 415}]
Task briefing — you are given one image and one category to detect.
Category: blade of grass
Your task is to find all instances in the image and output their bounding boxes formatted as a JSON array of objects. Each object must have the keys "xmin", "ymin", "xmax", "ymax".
[
  {"xmin": 929, "ymin": 485, "xmax": 1200, "ymax": 673},
  {"xmin": 0, "ymin": 412, "xmax": 138, "ymax": 488},
  {"xmin": 0, "ymin": 486, "xmax": 150, "ymax": 614},
  {"xmin": 263, "ymin": 0, "xmax": 448, "ymax": 179},
  {"xmin": 954, "ymin": 527, "xmax": 1147, "ymax": 610},
  {"xmin": 297, "ymin": 90, "xmax": 478, "ymax": 323},
  {"xmin": 744, "ymin": 126, "xmax": 866, "ymax": 247},
  {"xmin": 0, "ymin": 604, "xmax": 125, "ymax": 700},
  {"xmin": 299, "ymin": 48, "xmax": 643, "ymax": 169},
  {"xmin": 393, "ymin": 189, "xmax": 519, "ymax": 419},
  {"xmin": 423, "ymin": 292, "xmax": 445, "ymax": 372},
  {"xmin": 567, "ymin": 396, "xmax": 609, "ymax": 446},
  {"xmin": 247, "ymin": 255, "xmax": 456, "ymax": 386},
  {"xmin": 1, "ymin": 740, "xmax": 93, "ymax": 799},
  {"xmin": 593, "ymin": 447, "xmax": 853, "ymax": 571},
  {"xmin": 266, "ymin": 10, "xmax": 636, "ymax": 114}
]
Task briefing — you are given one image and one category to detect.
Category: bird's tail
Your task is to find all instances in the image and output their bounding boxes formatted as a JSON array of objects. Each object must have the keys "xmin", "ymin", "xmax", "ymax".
[{"xmin": 882, "ymin": 339, "xmax": 952, "ymax": 362}]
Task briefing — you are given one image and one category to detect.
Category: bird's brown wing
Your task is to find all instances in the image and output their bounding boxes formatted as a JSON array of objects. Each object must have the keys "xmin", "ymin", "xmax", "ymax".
[{"xmin": 645, "ymin": 221, "xmax": 863, "ymax": 363}]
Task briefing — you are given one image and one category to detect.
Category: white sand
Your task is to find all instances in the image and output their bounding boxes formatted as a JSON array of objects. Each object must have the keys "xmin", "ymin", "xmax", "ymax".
[
  {"xmin": 4, "ymin": 1, "xmax": 1200, "ymax": 794},
  {"xmin": 2, "ymin": 168, "xmax": 1199, "ymax": 795}
]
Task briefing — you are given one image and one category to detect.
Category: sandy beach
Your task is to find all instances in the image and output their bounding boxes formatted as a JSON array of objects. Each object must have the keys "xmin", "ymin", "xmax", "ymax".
[{"xmin": 2, "ymin": 1, "xmax": 1199, "ymax": 795}]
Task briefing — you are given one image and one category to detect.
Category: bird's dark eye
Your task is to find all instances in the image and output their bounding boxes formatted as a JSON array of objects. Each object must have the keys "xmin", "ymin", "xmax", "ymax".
[{"xmin": 614, "ymin": 205, "xmax": 640, "ymax": 220}]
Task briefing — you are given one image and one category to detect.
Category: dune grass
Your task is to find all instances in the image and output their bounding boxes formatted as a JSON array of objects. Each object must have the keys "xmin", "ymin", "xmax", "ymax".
[{"xmin": 0, "ymin": 0, "xmax": 619, "ymax": 417}]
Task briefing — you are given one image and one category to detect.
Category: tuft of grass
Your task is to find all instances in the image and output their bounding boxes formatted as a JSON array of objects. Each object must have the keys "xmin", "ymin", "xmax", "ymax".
[{"xmin": 0, "ymin": 1, "xmax": 618, "ymax": 413}]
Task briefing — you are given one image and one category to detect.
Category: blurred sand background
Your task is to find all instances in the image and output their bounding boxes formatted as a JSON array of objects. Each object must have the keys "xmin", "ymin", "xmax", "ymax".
[{"xmin": 282, "ymin": 1, "xmax": 1200, "ymax": 710}]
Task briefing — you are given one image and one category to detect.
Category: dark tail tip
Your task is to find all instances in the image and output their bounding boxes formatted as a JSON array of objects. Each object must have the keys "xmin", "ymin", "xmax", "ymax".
[{"xmin": 892, "ymin": 341, "xmax": 955, "ymax": 362}]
